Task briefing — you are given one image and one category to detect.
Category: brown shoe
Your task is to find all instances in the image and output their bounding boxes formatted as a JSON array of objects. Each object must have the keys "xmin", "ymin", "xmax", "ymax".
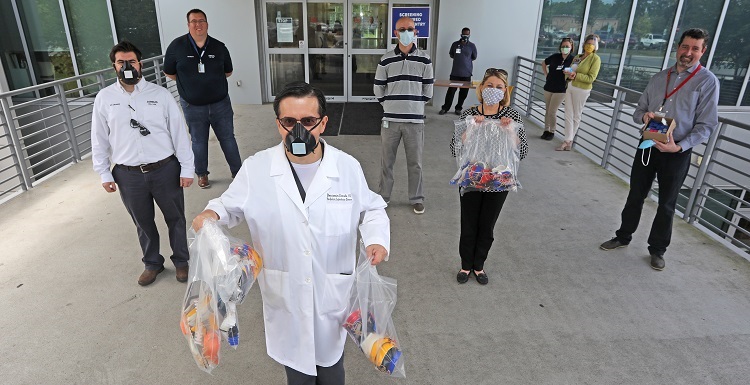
[
  {"xmin": 198, "ymin": 174, "xmax": 210, "ymax": 189},
  {"xmin": 176, "ymin": 265, "xmax": 189, "ymax": 283},
  {"xmin": 138, "ymin": 267, "xmax": 164, "ymax": 286}
]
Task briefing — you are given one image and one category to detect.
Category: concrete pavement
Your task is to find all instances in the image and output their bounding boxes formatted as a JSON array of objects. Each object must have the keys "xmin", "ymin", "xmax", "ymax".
[{"xmin": 1, "ymin": 104, "xmax": 750, "ymax": 384}]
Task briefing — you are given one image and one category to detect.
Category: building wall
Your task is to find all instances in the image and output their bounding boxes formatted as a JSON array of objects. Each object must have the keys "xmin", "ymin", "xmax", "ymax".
[
  {"xmin": 432, "ymin": 0, "xmax": 542, "ymax": 108},
  {"xmin": 155, "ymin": 0, "xmax": 264, "ymax": 104}
]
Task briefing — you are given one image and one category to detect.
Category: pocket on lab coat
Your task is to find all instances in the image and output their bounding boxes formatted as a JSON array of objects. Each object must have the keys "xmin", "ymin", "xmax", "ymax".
[
  {"xmin": 325, "ymin": 201, "xmax": 353, "ymax": 235},
  {"xmin": 320, "ymin": 273, "xmax": 355, "ymax": 316},
  {"xmin": 260, "ymin": 268, "xmax": 292, "ymax": 312}
]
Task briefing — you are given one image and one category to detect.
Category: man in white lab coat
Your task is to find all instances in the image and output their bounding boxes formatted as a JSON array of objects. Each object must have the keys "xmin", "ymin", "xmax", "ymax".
[{"xmin": 192, "ymin": 82, "xmax": 390, "ymax": 384}]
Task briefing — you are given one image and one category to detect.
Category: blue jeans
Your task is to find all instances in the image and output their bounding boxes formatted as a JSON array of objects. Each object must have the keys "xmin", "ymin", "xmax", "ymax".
[{"xmin": 180, "ymin": 95, "xmax": 242, "ymax": 176}]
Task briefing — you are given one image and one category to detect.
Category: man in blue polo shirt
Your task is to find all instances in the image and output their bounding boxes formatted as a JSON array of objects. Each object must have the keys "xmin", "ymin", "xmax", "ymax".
[
  {"xmin": 163, "ymin": 8, "xmax": 242, "ymax": 189},
  {"xmin": 439, "ymin": 27, "xmax": 477, "ymax": 115}
]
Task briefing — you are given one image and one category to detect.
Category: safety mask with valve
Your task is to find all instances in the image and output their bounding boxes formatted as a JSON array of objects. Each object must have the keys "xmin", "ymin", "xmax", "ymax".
[
  {"xmin": 281, "ymin": 119, "xmax": 322, "ymax": 157},
  {"xmin": 116, "ymin": 61, "xmax": 141, "ymax": 86}
]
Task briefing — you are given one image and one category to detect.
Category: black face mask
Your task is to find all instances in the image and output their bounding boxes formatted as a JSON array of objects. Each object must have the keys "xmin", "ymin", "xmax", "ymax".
[
  {"xmin": 283, "ymin": 121, "xmax": 320, "ymax": 157},
  {"xmin": 460, "ymin": 35, "xmax": 470, "ymax": 42},
  {"xmin": 116, "ymin": 61, "xmax": 141, "ymax": 85}
]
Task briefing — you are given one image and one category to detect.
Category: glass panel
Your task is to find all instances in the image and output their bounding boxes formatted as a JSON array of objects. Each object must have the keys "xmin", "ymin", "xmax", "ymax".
[
  {"xmin": 351, "ymin": 54, "xmax": 380, "ymax": 96},
  {"xmin": 270, "ymin": 54, "xmax": 304, "ymax": 95},
  {"xmin": 0, "ymin": 0, "xmax": 34, "ymax": 93},
  {"xmin": 64, "ymin": 0, "xmax": 113, "ymax": 74},
  {"xmin": 535, "ymin": 0, "xmax": 586, "ymax": 61},
  {"xmin": 667, "ymin": 0, "xmax": 723, "ymax": 69},
  {"xmin": 267, "ymin": 2, "xmax": 304, "ymax": 49},
  {"xmin": 310, "ymin": 54, "xmax": 344, "ymax": 95},
  {"xmin": 620, "ymin": 0, "xmax": 678, "ymax": 101},
  {"xmin": 111, "ymin": 0, "xmax": 162, "ymax": 60},
  {"xmin": 351, "ymin": 3, "xmax": 387, "ymax": 49},
  {"xmin": 307, "ymin": 2, "xmax": 344, "ymax": 48},
  {"xmin": 709, "ymin": 0, "xmax": 750, "ymax": 106},
  {"xmin": 586, "ymin": 0, "xmax": 634, "ymax": 97},
  {"xmin": 742, "ymin": 76, "xmax": 750, "ymax": 106},
  {"xmin": 17, "ymin": 0, "xmax": 76, "ymax": 95}
]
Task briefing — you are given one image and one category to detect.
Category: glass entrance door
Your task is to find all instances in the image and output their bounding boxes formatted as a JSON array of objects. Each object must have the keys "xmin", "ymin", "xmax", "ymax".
[
  {"xmin": 307, "ymin": 1, "xmax": 346, "ymax": 101},
  {"xmin": 347, "ymin": 1, "xmax": 388, "ymax": 102}
]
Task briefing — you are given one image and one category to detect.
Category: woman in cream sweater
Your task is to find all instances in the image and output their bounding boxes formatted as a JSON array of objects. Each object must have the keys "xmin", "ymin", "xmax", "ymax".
[{"xmin": 557, "ymin": 34, "xmax": 601, "ymax": 151}]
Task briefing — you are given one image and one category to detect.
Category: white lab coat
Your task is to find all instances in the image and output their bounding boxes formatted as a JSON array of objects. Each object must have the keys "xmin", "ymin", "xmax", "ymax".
[{"xmin": 205, "ymin": 141, "xmax": 390, "ymax": 376}]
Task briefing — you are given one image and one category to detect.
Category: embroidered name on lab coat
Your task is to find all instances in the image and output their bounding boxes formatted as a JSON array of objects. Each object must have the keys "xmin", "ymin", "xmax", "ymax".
[{"xmin": 327, "ymin": 193, "xmax": 353, "ymax": 201}]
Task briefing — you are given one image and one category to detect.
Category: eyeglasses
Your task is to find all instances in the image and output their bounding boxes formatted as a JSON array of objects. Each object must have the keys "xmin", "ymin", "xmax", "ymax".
[
  {"xmin": 277, "ymin": 116, "xmax": 323, "ymax": 129},
  {"xmin": 189, "ymin": 19, "xmax": 207, "ymax": 25},
  {"xmin": 397, "ymin": 27, "xmax": 415, "ymax": 33},
  {"xmin": 130, "ymin": 119, "xmax": 151, "ymax": 136},
  {"xmin": 485, "ymin": 68, "xmax": 508, "ymax": 77}
]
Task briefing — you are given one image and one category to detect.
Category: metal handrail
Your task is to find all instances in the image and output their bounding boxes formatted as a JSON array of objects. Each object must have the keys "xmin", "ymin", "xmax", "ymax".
[
  {"xmin": 0, "ymin": 55, "xmax": 170, "ymax": 203},
  {"xmin": 512, "ymin": 55, "xmax": 750, "ymax": 257}
]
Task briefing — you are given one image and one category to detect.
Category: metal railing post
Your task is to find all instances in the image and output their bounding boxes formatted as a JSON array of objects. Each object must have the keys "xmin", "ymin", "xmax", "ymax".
[
  {"xmin": 601, "ymin": 89, "xmax": 625, "ymax": 168},
  {"xmin": 0, "ymin": 97, "xmax": 33, "ymax": 190},
  {"xmin": 153, "ymin": 59, "xmax": 164, "ymax": 87},
  {"xmin": 56, "ymin": 84, "xmax": 81, "ymax": 162},
  {"xmin": 685, "ymin": 122, "xmax": 726, "ymax": 222},
  {"xmin": 97, "ymin": 73, "xmax": 107, "ymax": 90},
  {"xmin": 526, "ymin": 61, "xmax": 538, "ymax": 118},
  {"xmin": 510, "ymin": 56, "xmax": 520, "ymax": 108}
]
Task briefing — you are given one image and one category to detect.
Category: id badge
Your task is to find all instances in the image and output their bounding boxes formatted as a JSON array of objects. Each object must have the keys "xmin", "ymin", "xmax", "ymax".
[
  {"xmin": 556, "ymin": 65, "xmax": 563, "ymax": 71},
  {"xmin": 198, "ymin": 62, "xmax": 205, "ymax": 73},
  {"xmin": 455, "ymin": 48, "xmax": 461, "ymax": 54},
  {"xmin": 382, "ymin": 120, "xmax": 389, "ymax": 129}
]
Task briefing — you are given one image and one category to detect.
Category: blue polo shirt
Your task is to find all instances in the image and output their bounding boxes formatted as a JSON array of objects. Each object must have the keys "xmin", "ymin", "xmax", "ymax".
[
  {"xmin": 163, "ymin": 34, "xmax": 233, "ymax": 106},
  {"xmin": 449, "ymin": 40, "xmax": 477, "ymax": 77}
]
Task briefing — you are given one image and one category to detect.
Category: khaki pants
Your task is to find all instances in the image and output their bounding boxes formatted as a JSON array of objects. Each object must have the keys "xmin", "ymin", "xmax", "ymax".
[
  {"xmin": 378, "ymin": 120, "xmax": 425, "ymax": 204},
  {"xmin": 543, "ymin": 90, "xmax": 566, "ymax": 133}
]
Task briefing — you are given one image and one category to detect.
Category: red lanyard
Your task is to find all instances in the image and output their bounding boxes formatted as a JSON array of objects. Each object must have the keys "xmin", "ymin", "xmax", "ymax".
[{"xmin": 662, "ymin": 64, "xmax": 701, "ymax": 107}]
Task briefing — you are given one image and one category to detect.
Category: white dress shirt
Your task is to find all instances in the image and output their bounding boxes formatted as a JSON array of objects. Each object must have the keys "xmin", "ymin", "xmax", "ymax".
[
  {"xmin": 205, "ymin": 141, "xmax": 390, "ymax": 376},
  {"xmin": 91, "ymin": 78, "xmax": 194, "ymax": 183}
]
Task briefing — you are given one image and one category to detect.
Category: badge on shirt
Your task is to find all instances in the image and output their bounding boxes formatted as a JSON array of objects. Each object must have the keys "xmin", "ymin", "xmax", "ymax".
[
  {"xmin": 556, "ymin": 65, "xmax": 563, "ymax": 71},
  {"xmin": 455, "ymin": 48, "xmax": 462, "ymax": 54},
  {"xmin": 198, "ymin": 62, "xmax": 205, "ymax": 73}
]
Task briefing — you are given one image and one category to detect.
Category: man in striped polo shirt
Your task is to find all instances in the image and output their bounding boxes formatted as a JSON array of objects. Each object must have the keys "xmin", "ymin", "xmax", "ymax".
[{"xmin": 374, "ymin": 16, "xmax": 434, "ymax": 214}]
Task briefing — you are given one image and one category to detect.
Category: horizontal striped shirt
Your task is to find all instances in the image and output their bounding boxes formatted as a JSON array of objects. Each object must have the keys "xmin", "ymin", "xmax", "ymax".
[{"xmin": 374, "ymin": 46, "xmax": 434, "ymax": 123}]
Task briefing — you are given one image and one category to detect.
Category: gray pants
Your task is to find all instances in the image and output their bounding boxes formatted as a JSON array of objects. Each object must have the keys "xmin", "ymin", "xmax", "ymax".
[
  {"xmin": 284, "ymin": 353, "xmax": 344, "ymax": 385},
  {"xmin": 378, "ymin": 120, "xmax": 425, "ymax": 204}
]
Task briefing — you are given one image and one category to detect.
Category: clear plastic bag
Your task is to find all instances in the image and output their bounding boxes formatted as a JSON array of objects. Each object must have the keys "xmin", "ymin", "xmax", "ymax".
[
  {"xmin": 342, "ymin": 243, "xmax": 405, "ymax": 378},
  {"xmin": 179, "ymin": 219, "xmax": 262, "ymax": 373},
  {"xmin": 450, "ymin": 118, "xmax": 522, "ymax": 193}
]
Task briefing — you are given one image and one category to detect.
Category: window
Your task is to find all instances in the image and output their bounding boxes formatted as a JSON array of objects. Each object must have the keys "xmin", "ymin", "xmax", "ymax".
[
  {"xmin": 708, "ymin": 0, "xmax": 750, "ymax": 106},
  {"xmin": 111, "ymin": 0, "xmax": 162, "ymax": 60},
  {"xmin": 535, "ymin": 0, "xmax": 586, "ymax": 62},
  {"xmin": 64, "ymin": 0, "xmax": 114, "ymax": 75},
  {"xmin": 586, "ymin": 0, "xmax": 633, "ymax": 96}
]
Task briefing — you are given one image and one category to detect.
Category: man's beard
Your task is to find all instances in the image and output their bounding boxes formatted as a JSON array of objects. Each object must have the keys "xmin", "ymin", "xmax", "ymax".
[{"xmin": 679, "ymin": 55, "xmax": 693, "ymax": 67}]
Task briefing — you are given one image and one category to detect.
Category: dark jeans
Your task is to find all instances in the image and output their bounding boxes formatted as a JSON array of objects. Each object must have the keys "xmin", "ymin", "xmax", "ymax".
[
  {"xmin": 284, "ymin": 353, "xmax": 344, "ymax": 385},
  {"xmin": 180, "ymin": 95, "xmax": 242, "ymax": 177},
  {"xmin": 615, "ymin": 148, "xmax": 692, "ymax": 256},
  {"xmin": 112, "ymin": 158, "xmax": 189, "ymax": 269},
  {"xmin": 442, "ymin": 75, "xmax": 471, "ymax": 111},
  {"xmin": 459, "ymin": 191, "xmax": 509, "ymax": 271}
]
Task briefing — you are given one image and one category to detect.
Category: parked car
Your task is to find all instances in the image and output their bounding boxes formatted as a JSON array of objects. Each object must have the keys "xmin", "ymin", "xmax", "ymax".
[
  {"xmin": 640, "ymin": 33, "xmax": 667, "ymax": 49},
  {"xmin": 613, "ymin": 33, "xmax": 638, "ymax": 49}
]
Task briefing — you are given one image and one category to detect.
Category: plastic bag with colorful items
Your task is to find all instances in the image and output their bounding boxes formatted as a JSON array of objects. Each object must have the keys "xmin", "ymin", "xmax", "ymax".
[
  {"xmin": 450, "ymin": 117, "xmax": 522, "ymax": 193},
  {"xmin": 342, "ymin": 243, "xmax": 405, "ymax": 378},
  {"xmin": 179, "ymin": 219, "xmax": 263, "ymax": 373}
]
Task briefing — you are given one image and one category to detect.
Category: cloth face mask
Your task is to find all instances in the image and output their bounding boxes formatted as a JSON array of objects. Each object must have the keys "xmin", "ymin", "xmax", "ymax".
[{"xmin": 482, "ymin": 87, "xmax": 504, "ymax": 106}]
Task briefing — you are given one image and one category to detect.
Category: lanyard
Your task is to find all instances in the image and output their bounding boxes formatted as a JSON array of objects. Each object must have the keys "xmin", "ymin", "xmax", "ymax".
[
  {"xmin": 188, "ymin": 35, "xmax": 208, "ymax": 62},
  {"xmin": 662, "ymin": 64, "xmax": 701, "ymax": 108},
  {"xmin": 285, "ymin": 143, "xmax": 325, "ymax": 203}
]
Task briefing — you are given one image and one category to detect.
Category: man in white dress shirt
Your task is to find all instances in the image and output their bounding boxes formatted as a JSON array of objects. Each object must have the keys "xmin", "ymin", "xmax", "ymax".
[
  {"xmin": 191, "ymin": 82, "xmax": 390, "ymax": 384},
  {"xmin": 91, "ymin": 41, "xmax": 195, "ymax": 286}
]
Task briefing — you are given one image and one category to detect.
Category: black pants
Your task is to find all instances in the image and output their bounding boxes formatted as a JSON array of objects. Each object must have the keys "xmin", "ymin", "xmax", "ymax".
[
  {"xmin": 615, "ymin": 148, "xmax": 692, "ymax": 256},
  {"xmin": 112, "ymin": 158, "xmax": 189, "ymax": 270},
  {"xmin": 284, "ymin": 353, "xmax": 344, "ymax": 385},
  {"xmin": 442, "ymin": 75, "xmax": 471, "ymax": 111},
  {"xmin": 459, "ymin": 191, "xmax": 509, "ymax": 271}
]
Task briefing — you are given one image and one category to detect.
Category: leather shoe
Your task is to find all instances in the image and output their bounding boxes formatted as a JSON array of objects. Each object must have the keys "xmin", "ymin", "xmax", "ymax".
[
  {"xmin": 475, "ymin": 271, "xmax": 488, "ymax": 285},
  {"xmin": 198, "ymin": 174, "xmax": 210, "ymax": 189},
  {"xmin": 600, "ymin": 237, "xmax": 628, "ymax": 250},
  {"xmin": 650, "ymin": 254, "xmax": 665, "ymax": 271},
  {"xmin": 438, "ymin": 109, "xmax": 447, "ymax": 115},
  {"xmin": 456, "ymin": 270, "xmax": 470, "ymax": 284},
  {"xmin": 176, "ymin": 265, "xmax": 189, "ymax": 282},
  {"xmin": 138, "ymin": 267, "xmax": 164, "ymax": 286}
]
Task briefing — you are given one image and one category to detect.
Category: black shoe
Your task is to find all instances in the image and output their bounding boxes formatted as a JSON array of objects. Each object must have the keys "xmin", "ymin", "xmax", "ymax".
[
  {"xmin": 456, "ymin": 270, "xmax": 470, "ymax": 284},
  {"xmin": 600, "ymin": 237, "xmax": 628, "ymax": 250},
  {"xmin": 454, "ymin": 109, "xmax": 462, "ymax": 115},
  {"xmin": 438, "ymin": 109, "xmax": 448, "ymax": 115},
  {"xmin": 541, "ymin": 131, "xmax": 554, "ymax": 140},
  {"xmin": 475, "ymin": 271, "xmax": 488, "ymax": 285},
  {"xmin": 650, "ymin": 254, "xmax": 665, "ymax": 271}
]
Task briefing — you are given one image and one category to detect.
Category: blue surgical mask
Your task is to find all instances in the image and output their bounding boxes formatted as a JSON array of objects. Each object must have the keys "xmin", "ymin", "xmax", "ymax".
[
  {"xmin": 638, "ymin": 139, "xmax": 656, "ymax": 149},
  {"xmin": 399, "ymin": 30, "xmax": 415, "ymax": 46}
]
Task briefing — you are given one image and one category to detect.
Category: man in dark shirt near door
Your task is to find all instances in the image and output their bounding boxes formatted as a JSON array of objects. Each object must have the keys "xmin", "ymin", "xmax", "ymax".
[
  {"xmin": 163, "ymin": 8, "xmax": 242, "ymax": 189},
  {"xmin": 439, "ymin": 27, "xmax": 477, "ymax": 115}
]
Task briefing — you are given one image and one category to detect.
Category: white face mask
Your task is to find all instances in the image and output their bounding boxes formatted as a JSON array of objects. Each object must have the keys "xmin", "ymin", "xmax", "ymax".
[
  {"xmin": 398, "ymin": 30, "xmax": 415, "ymax": 46},
  {"xmin": 561, "ymin": 47, "xmax": 571, "ymax": 55},
  {"xmin": 482, "ymin": 87, "xmax": 504, "ymax": 105}
]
